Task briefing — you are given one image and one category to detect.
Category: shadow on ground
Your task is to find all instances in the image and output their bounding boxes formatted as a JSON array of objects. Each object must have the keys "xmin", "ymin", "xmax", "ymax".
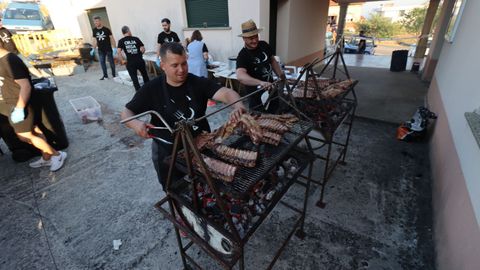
[{"xmin": 0, "ymin": 63, "xmax": 434, "ymax": 269}]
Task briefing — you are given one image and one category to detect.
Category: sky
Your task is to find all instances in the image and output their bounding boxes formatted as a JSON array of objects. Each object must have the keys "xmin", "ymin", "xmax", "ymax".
[{"xmin": 362, "ymin": 0, "xmax": 429, "ymax": 18}]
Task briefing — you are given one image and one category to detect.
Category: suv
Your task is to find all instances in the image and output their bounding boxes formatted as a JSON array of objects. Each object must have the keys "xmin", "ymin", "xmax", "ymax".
[
  {"xmin": 1, "ymin": 1, "xmax": 54, "ymax": 33},
  {"xmin": 344, "ymin": 35, "xmax": 376, "ymax": 55}
]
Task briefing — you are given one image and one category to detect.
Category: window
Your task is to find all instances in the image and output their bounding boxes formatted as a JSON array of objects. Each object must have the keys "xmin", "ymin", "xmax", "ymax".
[
  {"xmin": 445, "ymin": 0, "xmax": 467, "ymax": 43},
  {"xmin": 185, "ymin": 0, "xmax": 229, "ymax": 28},
  {"xmin": 5, "ymin": 8, "xmax": 41, "ymax": 20}
]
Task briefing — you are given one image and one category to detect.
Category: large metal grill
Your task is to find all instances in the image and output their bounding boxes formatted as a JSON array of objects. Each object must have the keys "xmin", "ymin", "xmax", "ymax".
[{"xmin": 175, "ymin": 119, "xmax": 314, "ymax": 196}]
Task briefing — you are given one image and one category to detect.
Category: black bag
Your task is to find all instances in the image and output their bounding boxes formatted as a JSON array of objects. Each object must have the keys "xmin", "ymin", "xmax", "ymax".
[
  {"xmin": 30, "ymin": 77, "xmax": 69, "ymax": 150},
  {"xmin": 0, "ymin": 114, "xmax": 41, "ymax": 162}
]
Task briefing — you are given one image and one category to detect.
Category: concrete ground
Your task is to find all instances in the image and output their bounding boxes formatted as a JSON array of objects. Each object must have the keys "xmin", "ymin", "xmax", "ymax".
[
  {"xmin": 0, "ymin": 63, "xmax": 434, "ymax": 269},
  {"xmin": 318, "ymin": 54, "xmax": 429, "ymax": 124}
]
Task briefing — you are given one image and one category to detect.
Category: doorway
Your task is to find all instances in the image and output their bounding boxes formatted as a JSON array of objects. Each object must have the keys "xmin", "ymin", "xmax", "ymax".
[
  {"xmin": 269, "ymin": 0, "xmax": 278, "ymax": 54},
  {"xmin": 86, "ymin": 7, "xmax": 111, "ymax": 30}
]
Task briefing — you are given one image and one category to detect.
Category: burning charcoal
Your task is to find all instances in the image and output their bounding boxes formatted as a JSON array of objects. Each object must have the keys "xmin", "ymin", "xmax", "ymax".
[
  {"xmin": 276, "ymin": 166, "xmax": 285, "ymax": 178},
  {"xmin": 266, "ymin": 190, "xmax": 276, "ymax": 201},
  {"xmin": 231, "ymin": 204, "xmax": 243, "ymax": 215}
]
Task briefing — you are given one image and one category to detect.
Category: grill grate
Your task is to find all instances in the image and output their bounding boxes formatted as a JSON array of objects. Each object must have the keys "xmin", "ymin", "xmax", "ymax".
[{"xmin": 175, "ymin": 119, "xmax": 313, "ymax": 196}]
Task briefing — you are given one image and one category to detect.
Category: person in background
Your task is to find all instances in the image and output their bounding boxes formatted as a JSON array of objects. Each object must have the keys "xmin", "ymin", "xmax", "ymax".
[
  {"xmin": 92, "ymin": 16, "xmax": 116, "ymax": 80},
  {"xmin": 121, "ymin": 42, "xmax": 246, "ymax": 190},
  {"xmin": 236, "ymin": 19, "xmax": 285, "ymax": 113},
  {"xmin": 187, "ymin": 30, "xmax": 209, "ymax": 78},
  {"xmin": 0, "ymin": 40, "xmax": 67, "ymax": 171},
  {"xmin": 357, "ymin": 30, "xmax": 367, "ymax": 54},
  {"xmin": 117, "ymin": 26, "xmax": 149, "ymax": 91},
  {"xmin": 155, "ymin": 18, "xmax": 180, "ymax": 61}
]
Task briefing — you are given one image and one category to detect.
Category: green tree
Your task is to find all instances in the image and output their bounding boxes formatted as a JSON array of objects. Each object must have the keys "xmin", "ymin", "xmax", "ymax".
[
  {"xmin": 355, "ymin": 14, "xmax": 398, "ymax": 38},
  {"xmin": 400, "ymin": 7, "xmax": 427, "ymax": 34}
]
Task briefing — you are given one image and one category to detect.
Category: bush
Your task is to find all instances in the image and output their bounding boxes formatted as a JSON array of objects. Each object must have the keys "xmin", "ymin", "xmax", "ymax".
[{"xmin": 355, "ymin": 14, "xmax": 401, "ymax": 38}]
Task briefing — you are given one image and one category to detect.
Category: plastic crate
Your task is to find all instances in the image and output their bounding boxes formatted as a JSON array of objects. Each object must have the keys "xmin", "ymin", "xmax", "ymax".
[{"xmin": 69, "ymin": 96, "xmax": 102, "ymax": 123}]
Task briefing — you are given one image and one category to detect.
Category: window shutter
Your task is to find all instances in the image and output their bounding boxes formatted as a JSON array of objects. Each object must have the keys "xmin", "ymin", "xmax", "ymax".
[{"xmin": 185, "ymin": 0, "xmax": 229, "ymax": 28}]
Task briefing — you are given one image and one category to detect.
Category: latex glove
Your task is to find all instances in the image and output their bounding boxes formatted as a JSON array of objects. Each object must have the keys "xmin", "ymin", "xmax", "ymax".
[
  {"xmin": 90, "ymin": 48, "xmax": 95, "ymax": 56},
  {"xmin": 112, "ymin": 48, "xmax": 117, "ymax": 57},
  {"xmin": 155, "ymin": 58, "xmax": 160, "ymax": 67},
  {"xmin": 10, "ymin": 107, "xmax": 25, "ymax": 124}
]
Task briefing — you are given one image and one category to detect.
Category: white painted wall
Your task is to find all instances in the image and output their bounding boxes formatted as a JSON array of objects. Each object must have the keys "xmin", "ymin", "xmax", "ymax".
[
  {"xmin": 277, "ymin": 0, "xmax": 328, "ymax": 63},
  {"xmin": 42, "ymin": 0, "xmax": 185, "ymax": 53},
  {"xmin": 433, "ymin": 0, "xmax": 480, "ymax": 224},
  {"xmin": 39, "ymin": 0, "xmax": 329, "ymax": 63},
  {"xmin": 40, "ymin": 0, "xmax": 266, "ymax": 62}
]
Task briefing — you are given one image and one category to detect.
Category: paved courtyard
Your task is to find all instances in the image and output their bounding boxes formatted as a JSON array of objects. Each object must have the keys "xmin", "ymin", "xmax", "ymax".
[{"xmin": 0, "ymin": 63, "xmax": 434, "ymax": 269}]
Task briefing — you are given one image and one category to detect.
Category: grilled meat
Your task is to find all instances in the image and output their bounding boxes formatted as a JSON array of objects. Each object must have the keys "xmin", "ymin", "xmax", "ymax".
[
  {"xmin": 194, "ymin": 154, "xmax": 237, "ymax": 182},
  {"xmin": 261, "ymin": 131, "xmax": 282, "ymax": 146},
  {"xmin": 211, "ymin": 144, "xmax": 257, "ymax": 168}
]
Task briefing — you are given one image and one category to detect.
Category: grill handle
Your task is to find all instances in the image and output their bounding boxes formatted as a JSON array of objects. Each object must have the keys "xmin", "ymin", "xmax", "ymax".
[
  {"xmin": 194, "ymin": 80, "xmax": 283, "ymax": 123},
  {"xmin": 120, "ymin": 110, "xmax": 174, "ymax": 134}
]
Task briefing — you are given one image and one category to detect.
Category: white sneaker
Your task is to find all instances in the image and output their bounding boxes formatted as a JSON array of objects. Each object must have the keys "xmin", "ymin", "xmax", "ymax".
[
  {"xmin": 50, "ymin": 151, "xmax": 67, "ymax": 172},
  {"xmin": 29, "ymin": 157, "xmax": 52, "ymax": 168}
]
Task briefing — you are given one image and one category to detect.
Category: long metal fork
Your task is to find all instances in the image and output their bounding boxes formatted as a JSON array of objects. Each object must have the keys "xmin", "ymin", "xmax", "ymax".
[
  {"xmin": 174, "ymin": 110, "xmax": 198, "ymax": 130},
  {"xmin": 174, "ymin": 110, "xmax": 186, "ymax": 120}
]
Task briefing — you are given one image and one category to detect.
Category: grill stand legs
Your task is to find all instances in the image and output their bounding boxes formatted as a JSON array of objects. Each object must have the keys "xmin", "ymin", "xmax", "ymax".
[
  {"xmin": 310, "ymin": 106, "xmax": 356, "ymax": 208},
  {"xmin": 156, "ymin": 156, "xmax": 315, "ymax": 270}
]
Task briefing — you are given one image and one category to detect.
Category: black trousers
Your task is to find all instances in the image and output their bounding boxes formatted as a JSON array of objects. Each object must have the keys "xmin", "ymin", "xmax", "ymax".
[
  {"xmin": 246, "ymin": 86, "xmax": 279, "ymax": 113},
  {"xmin": 151, "ymin": 140, "xmax": 183, "ymax": 191},
  {"xmin": 127, "ymin": 60, "xmax": 149, "ymax": 90}
]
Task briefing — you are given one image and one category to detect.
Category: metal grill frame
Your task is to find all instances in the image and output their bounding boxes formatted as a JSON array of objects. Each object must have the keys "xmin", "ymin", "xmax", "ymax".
[
  {"xmin": 283, "ymin": 46, "xmax": 358, "ymax": 208},
  {"xmin": 150, "ymin": 90, "xmax": 317, "ymax": 270}
]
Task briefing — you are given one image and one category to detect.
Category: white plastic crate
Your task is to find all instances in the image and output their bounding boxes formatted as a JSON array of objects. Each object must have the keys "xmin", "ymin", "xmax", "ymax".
[{"xmin": 69, "ymin": 96, "xmax": 102, "ymax": 123}]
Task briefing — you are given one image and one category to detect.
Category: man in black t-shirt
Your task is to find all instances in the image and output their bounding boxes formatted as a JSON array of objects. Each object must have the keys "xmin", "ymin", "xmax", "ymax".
[
  {"xmin": 0, "ymin": 41, "xmax": 67, "ymax": 171},
  {"xmin": 236, "ymin": 19, "xmax": 285, "ymax": 113},
  {"xmin": 0, "ymin": 16, "xmax": 19, "ymax": 54},
  {"xmin": 121, "ymin": 43, "xmax": 246, "ymax": 190},
  {"xmin": 156, "ymin": 18, "xmax": 180, "ymax": 60},
  {"xmin": 92, "ymin": 16, "xmax": 116, "ymax": 80},
  {"xmin": 117, "ymin": 26, "xmax": 149, "ymax": 91}
]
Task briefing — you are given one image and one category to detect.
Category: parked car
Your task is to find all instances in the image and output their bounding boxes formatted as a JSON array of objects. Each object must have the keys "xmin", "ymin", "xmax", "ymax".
[
  {"xmin": 1, "ymin": 1, "xmax": 54, "ymax": 33},
  {"xmin": 344, "ymin": 35, "xmax": 376, "ymax": 55}
]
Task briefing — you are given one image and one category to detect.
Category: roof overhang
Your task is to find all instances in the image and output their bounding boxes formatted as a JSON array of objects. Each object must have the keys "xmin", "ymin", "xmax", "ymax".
[{"xmin": 333, "ymin": 0, "xmax": 388, "ymax": 4}]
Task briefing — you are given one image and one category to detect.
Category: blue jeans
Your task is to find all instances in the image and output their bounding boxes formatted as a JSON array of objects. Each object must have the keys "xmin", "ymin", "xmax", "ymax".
[{"xmin": 98, "ymin": 50, "xmax": 116, "ymax": 78}]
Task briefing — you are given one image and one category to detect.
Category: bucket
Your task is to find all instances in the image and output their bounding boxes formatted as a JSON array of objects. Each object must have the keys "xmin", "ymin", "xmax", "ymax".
[{"xmin": 228, "ymin": 56, "xmax": 237, "ymax": 70}]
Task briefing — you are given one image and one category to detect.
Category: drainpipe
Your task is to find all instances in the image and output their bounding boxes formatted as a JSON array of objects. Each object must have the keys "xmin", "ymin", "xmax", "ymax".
[
  {"xmin": 414, "ymin": 0, "xmax": 441, "ymax": 59},
  {"xmin": 421, "ymin": 0, "xmax": 456, "ymax": 81}
]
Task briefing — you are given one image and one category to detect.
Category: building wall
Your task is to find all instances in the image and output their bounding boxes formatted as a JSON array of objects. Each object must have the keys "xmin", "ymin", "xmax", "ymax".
[
  {"xmin": 427, "ymin": 0, "xmax": 480, "ymax": 268},
  {"xmin": 277, "ymin": 0, "xmax": 329, "ymax": 65},
  {"xmin": 328, "ymin": 3, "xmax": 363, "ymax": 33},
  {"xmin": 40, "ymin": 0, "xmax": 330, "ymax": 64},
  {"xmin": 40, "ymin": 0, "xmax": 264, "ymax": 62}
]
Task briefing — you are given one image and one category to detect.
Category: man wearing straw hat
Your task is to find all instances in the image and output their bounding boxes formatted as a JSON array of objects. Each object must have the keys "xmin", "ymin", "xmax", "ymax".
[{"xmin": 236, "ymin": 19, "xmax": 285, "ymax": 113}]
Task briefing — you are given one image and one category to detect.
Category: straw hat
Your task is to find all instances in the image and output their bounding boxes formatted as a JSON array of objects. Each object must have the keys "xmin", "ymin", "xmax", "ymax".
[{"xmin": 238, "ymin": 19, "xmax": 263, "ymax": 37}]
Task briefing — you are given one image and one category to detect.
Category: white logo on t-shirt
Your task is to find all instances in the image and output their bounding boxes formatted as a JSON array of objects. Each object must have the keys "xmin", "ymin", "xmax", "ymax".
[
  {"xmin": 0, "ymin": 32, "xmax": 11, "ymax": 44},
  {"xmin": 96, "ymin": 31, "xmax": 106, "ymax": 41},
  {"xmin": 0, "ymin": 76, "xmax": 4, "ymax": 100}
]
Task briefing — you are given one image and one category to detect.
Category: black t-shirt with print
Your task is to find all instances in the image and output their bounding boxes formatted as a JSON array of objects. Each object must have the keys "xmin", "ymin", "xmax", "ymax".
[
  {"xmin": 92, "ymin": 26, "xmax": 113, "ymax": 52},
  {"xmin": 236, "ymin": 41, "xmax": 274, "ymax": 91},
  {"xmin": 0, "ymin": 53, "xmax": 31, "ymax": 105},
  {"xmin": 117, "ymin": 36, "xmax": 144, "ymax": 62},
  {"xmin": 125, "ymin": 73, "xmax": 221, "ymax": 144},
  {"xmin": 157, "ymin": 31, "xmax": 180, "ymax": 45},
  {"xmin": 0, "ymin": 27, "xmax": 19, "ymax": 54}
]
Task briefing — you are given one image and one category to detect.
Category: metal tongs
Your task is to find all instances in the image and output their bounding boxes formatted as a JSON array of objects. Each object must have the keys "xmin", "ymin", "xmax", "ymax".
[{"xmin": 120, "ymin": 110, "xmax": 174, "ymax": 145}]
